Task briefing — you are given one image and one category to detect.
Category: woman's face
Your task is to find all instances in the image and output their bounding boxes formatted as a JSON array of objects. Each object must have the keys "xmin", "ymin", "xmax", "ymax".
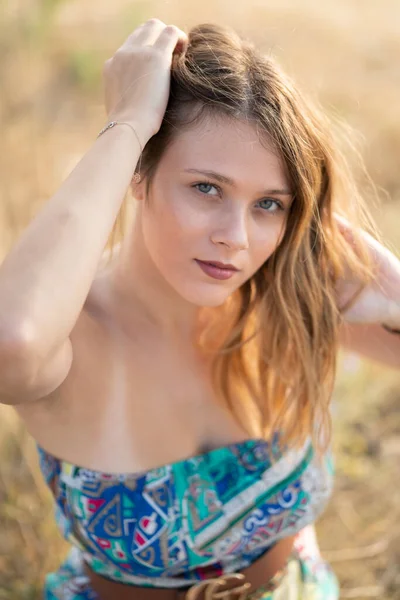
[{"xmin": 134, "ymin": 116, "xmax": 294, "ymax": 307}]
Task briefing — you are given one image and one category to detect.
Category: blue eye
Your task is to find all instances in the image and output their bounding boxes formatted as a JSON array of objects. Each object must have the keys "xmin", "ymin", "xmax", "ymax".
[
  {"xmin": 192, "ymin": 181, "xmax": 285, "ymax": 213},
  {"xmin": 257, "ymin": 198, "xmax": 284, "ymax": 213},
  {"xmin": 193, "ymin": 182, "xmax": 220, "ymax": 196}
]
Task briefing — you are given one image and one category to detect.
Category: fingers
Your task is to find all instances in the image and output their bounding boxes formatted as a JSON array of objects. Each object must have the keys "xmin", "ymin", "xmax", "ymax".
[
  {"xmin": 126, "ymin": 18, "xmax": 166, "ymax": 47},
  {"xmin": 120, "ymin": 18, "xmax": 188, "ymax": 56},
  {"xmin": 153, "ymin": 24, "xmax": 188, "ymax": 55}
]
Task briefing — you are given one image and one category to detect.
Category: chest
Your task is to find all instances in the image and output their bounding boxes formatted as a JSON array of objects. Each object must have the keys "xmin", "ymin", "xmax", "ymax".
[{"xmin": 19, "ymin": 307, "xmax": 248, "ymax": 472}]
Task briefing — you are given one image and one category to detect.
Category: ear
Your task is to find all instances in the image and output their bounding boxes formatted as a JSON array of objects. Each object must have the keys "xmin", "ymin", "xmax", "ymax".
[{"xmin": 130, "ymin": 177, "xmax": 146, "ymax": 201}]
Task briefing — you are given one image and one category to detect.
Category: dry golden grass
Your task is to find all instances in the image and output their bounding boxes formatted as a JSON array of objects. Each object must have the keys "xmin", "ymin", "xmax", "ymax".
[{"xmin": 0, "ymin": 1, "xmax": 399, "ymax": 598}]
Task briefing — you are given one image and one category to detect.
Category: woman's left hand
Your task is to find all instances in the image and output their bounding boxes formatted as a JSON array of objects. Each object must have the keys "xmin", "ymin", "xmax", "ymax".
[{"xmin": 334, "ymin": 213, "xmax": 400, "ymax": 329}]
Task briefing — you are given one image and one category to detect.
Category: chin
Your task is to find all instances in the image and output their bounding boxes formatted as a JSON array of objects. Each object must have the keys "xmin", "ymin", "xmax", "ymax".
[{"xmin": 179, "ymin": 284, "xmax": 232, "ymax": 308}]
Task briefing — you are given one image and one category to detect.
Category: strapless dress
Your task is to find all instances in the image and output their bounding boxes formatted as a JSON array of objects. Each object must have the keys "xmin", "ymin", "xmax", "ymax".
[{"xmin": 36, "ymin": 435, "xmax": 339, "ymax": 599}]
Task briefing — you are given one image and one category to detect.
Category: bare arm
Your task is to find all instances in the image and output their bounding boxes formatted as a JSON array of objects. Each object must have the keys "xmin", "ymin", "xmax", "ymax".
[
  {"xmin": 339, "ymin": 321, "xmax": 400, "ymax": 370},
  {"xmin": 0, "ymin": 124, "xmax": 142, "ymax": 388},
  {"xmin": 0, "ymin": 20, "xmax": 189, "ymax": 402}
]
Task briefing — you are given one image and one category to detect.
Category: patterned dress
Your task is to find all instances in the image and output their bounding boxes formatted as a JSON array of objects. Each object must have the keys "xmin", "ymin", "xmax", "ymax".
[{"xmin": 37, "ymin": 435, "xmax": 340, "ymax": 599}]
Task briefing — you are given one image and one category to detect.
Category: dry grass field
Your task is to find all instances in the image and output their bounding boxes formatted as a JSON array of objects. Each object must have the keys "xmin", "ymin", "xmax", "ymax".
[{"xmin": 0, "ymin": 1, "xmax": 399, "ymax": 598}]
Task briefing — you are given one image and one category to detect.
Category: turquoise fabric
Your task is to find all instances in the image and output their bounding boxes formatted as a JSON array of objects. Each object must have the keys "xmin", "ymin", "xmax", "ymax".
[{"xmin": 37, "ymin": 436, "xmax": 339, "ymax": 598}]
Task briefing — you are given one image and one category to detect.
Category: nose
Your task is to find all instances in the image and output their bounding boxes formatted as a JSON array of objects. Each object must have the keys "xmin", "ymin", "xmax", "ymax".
[{"xmin": 210, "ymin": 209, "xmax": 249, "ymax": 250}]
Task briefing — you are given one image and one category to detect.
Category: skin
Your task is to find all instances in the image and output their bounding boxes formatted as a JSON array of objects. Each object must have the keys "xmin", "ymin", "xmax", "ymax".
[
  {"xmin": 18, "ymin": 114, "xmax": 296, "ymax": 473},
  {"xmin": 109, "ymin": 114, "xmax": 294, "ymax": 343},
  {"xmin": 17, "ymin": 115, "xmax": 299, "ymax": 598},
  {"xmin": 15, "ymin": 108, "xmax": 400, "ymax": 599},
  {"xmin": 82, "ymin": 116, "xmax": 298, "ymax": 596}
]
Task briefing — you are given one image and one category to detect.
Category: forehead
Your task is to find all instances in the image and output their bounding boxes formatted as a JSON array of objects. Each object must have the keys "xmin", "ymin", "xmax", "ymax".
[{"xmin": 160, "ymin": 115, "xmax": 288, "ymax": 185}]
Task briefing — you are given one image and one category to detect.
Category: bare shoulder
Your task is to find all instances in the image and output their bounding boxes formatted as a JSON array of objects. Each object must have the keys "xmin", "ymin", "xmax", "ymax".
[{"xmin": 15, "ymin": 266, "xmax": 113, "ymax": 422}]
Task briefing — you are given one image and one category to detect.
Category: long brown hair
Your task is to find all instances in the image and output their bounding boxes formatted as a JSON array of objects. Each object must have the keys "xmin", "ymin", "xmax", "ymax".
[{"xmin": 106, "ymin": 23, "xmax": 381, "ymax": 455}]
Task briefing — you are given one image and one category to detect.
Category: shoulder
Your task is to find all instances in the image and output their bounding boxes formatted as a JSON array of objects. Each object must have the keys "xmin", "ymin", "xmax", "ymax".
[
  {"xmin": 15, "ymin": 272, "xmax": 115, "ymax": 432},
  {"xmin": 15, "ymin": 259, "xmax": 115, "ymax": 413}
]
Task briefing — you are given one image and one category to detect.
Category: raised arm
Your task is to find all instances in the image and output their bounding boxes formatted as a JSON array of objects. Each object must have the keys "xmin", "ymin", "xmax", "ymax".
[{"xmin": 0, "ymin": 19, "xmax": 188, "ymax": 403}]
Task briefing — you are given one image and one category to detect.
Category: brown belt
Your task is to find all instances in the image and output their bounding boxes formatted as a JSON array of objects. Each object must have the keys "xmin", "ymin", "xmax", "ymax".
[{"xmin": 84, "ymin": 534, "xmax": 296, "ymax": 600}]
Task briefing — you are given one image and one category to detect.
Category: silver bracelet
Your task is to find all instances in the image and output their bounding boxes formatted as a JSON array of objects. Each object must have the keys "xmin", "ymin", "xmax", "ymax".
[{"xmin": 97, "ymin": 121, "xmax": 143, "ymax": 183}]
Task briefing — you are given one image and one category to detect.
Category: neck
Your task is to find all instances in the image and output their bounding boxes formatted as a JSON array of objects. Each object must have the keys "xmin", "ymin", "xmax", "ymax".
[{"xmin": 108, "ymin": 220, "xmax": 203, "ymax": 344}]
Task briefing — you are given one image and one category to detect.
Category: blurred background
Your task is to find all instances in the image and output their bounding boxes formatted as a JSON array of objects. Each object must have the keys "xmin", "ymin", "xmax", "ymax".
[{"xmin": 0, "ymin": 0, "xmax": 399, "ymax": 598}]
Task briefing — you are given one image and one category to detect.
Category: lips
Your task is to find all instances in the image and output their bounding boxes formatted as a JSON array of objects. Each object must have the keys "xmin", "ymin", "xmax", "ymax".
[
  {"xmin": 199, "ymin": 260, "xmax": 239, "ymax": 271},
  {"xmin": 194, "ymin": 259, "xmax": 239, "ymax": 281}
]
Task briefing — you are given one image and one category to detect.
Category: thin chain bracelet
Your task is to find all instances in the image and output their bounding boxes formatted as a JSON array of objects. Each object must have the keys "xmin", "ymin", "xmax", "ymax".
[{"xmin": 97, "ymin": 120, "xmax": 143, "ymax": 182}]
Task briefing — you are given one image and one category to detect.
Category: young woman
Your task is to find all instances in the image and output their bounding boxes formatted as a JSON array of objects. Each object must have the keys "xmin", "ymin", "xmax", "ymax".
[{"xmin": 0, "ymin": 18, "xmax": 399, "ymax": 600}]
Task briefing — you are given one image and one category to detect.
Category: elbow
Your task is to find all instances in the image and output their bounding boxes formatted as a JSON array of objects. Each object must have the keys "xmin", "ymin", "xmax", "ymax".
[{"xmin": 0, "ymin": 325, "xmax": 43, "ymax": 404}]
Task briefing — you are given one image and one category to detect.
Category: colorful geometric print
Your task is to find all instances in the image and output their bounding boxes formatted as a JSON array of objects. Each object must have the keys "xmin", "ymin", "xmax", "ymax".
[
  {"xmin": 43, "ymin": 529, "xmax": 340, "ymax": 599},
  {"xmin": 37, "ymin": 436, "xmax": 335, "ymax": 594}
]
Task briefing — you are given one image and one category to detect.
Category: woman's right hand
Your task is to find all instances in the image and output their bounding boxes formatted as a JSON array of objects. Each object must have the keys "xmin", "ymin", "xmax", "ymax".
[{"xmin": 102, "ymin": 18, "xmax": 188, "ymax": 147}]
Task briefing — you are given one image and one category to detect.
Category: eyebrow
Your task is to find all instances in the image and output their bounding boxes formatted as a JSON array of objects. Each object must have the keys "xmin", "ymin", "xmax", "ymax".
[{"xmin": 183, "ymin": 168, "xmax": 293, "ymax": 196}]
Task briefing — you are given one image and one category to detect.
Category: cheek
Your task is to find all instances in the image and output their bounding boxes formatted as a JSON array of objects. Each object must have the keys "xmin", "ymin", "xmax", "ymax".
[
  {"xmin": 251, "ymin": 222, "xmax": 284, "ymax": 263},
  {"xmin": 166, "ymin": 192, "xmax": 210, "ymax": 234},
  {"xmin": 142, "ymin": 191, "xmax": 204, "ymax": 262},
  {"xmin": 154, "ymin": 191, "xmax": 210, "ymax": 239}
]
